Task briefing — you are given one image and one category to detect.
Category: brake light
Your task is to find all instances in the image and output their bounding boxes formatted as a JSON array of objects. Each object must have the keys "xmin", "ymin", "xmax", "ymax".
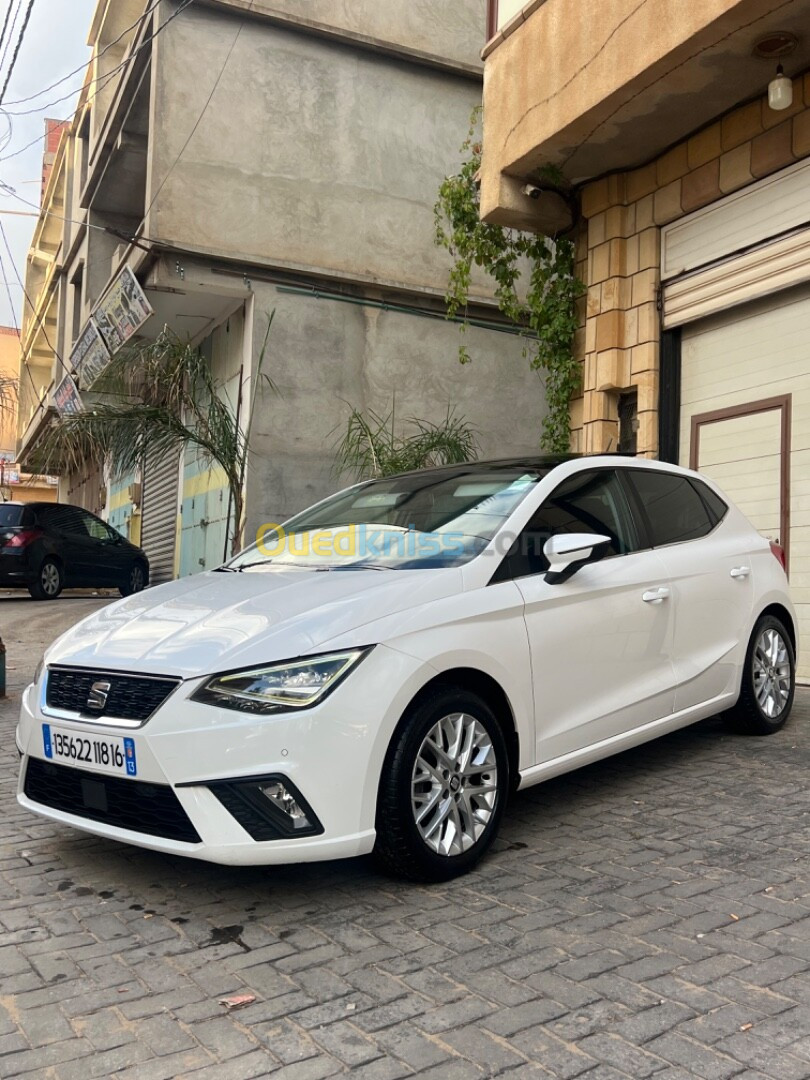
[
  {"xmin": 770, "ymin": 540, "xmax": 787, "ymax": 572},
  {"xmin": 2, "ymin": 528, "xmax": 42, "ymax": 549}
]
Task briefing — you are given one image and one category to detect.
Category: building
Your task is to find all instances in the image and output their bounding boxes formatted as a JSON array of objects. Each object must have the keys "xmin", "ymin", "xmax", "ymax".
[
  {"xmin": 481, "ymin": 0, "xmax": 810, "ymax": 678},
  {"xmin": 16, "ymin": 0, "xmax": 547, "ymax": 583},
  {"xmin": 41, "ymin": 119, "xmax": 69, "ymax": 200},
  {"xmin": 0, "ymin": 325, "xmax": 56, "ymax": 504}
]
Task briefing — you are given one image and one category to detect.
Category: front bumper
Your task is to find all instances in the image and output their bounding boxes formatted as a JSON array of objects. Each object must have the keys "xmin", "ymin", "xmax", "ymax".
[{"xmin": 16, "ymin": 645, "xmax": 429, "ymax": 866}]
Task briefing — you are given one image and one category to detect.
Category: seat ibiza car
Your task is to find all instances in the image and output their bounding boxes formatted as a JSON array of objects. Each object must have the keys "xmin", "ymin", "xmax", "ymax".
[{"xmin": 16, "ymin": 456, "xmax": 796, "ymax": 880}]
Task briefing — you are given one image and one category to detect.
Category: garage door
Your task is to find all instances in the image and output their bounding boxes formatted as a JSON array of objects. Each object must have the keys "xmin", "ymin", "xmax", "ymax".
[{"xmin": 680, "ymin": 284, "xmax": 810, "ymax": 682}]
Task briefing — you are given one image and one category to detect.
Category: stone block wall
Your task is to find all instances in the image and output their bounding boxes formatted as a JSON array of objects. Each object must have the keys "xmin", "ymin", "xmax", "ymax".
[{"xmin": 573, "ymin": 71, "xmax": 810, "ymax": 458}]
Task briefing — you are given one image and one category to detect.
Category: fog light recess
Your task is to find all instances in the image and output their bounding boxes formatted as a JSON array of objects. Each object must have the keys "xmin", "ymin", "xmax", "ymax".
[{"xmin": 201, "ymin": 774, "xmax": 324, "ymax": 841}]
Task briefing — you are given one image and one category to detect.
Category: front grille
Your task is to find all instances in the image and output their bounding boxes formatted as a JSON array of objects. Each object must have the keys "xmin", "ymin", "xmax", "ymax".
[
  {"xmin": 24, "ymin": 758, "xmax": 201, "ymax": 843},
  {"xmin": 46, "ymin": 667, "xmax": 180, "ymax": 723}
]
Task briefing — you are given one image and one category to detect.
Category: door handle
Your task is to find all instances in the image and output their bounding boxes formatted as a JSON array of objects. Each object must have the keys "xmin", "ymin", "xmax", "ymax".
[
  {"xmin": 642, "ymin": 587, "xmax": 670, "ymax": 603},
  {"xmin": 730, "ymin": 566, "xmax": 751, "ymax": 579}
]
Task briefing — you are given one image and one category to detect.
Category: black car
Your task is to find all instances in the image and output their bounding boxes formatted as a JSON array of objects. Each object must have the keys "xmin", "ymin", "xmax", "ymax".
[{"xmin": 0, "ymin": 502, "xmax": 149, "ymax": 600}]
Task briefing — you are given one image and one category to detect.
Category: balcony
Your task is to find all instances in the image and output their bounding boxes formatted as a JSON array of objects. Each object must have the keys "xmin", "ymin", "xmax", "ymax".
[{"xmin": 480, "ymin": 0, "xmax": 810, "ymax": 230}]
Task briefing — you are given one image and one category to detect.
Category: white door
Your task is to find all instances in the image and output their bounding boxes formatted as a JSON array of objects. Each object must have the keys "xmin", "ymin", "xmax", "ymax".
[
  {"xmin": 504, "ymin": 468, "xmax": 676, "ymax": 763},
  {"xmin": 625, "ymin": 468, "xmax": 755, "ymax": 712},
  {"xmin": 680, "ymin": 286, "xmax": 810, "ymax": 681}
]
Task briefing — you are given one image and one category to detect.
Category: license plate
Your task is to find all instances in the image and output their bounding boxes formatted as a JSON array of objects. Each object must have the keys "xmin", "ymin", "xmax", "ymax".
[{"xmin": 42, "ymin": 724, "xmax": 137, "ymax": 777}]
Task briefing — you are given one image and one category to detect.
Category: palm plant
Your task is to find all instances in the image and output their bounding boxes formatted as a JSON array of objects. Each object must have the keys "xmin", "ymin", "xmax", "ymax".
[
  {"xmin": 336, "ymin": 401, "xmax": 478, "ymax": 480},
  {"xmin": 34, "ymin": 313, "xmax": 276, "ymax": 557}
]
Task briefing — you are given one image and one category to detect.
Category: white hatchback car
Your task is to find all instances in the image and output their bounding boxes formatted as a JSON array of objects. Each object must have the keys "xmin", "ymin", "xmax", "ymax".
[{"xmin": 16, "ymin": 455, "xmax": 797, "ymax": 880}]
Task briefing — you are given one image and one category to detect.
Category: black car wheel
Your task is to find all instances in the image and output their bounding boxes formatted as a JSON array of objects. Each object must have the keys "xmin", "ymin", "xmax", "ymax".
[
  {"xmin": 374, "ymin": 686, "xmax": 509, "ymax": 882},
  {"xmin": 120, "ymin": 561, "xmax": 147, "ymax": 597},
  {"xmin": 28, "ymin": 558, "xmax": 64, "ymax": 601}
]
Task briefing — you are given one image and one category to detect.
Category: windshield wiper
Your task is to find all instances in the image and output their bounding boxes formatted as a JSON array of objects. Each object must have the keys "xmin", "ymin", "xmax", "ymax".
[{"xmin": 330, "ymin": 563, "xmax": 395, "ymax": 571}]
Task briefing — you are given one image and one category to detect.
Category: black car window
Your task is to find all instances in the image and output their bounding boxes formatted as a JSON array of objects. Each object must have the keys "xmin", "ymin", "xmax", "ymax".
[
  {"xmin": 494, "ymin": 469, "xmax": 640, "ymax": 581},
  {"xmin": 691, "ymin": 478, "xmax": 728, "ymax": 526},
  {"xmin": 39, "ymin": 505, "xmax": 89, "ymax": 536},
  {"xmin": 629, "ymin": 470, "xmax": 714, "ymax": 546}
]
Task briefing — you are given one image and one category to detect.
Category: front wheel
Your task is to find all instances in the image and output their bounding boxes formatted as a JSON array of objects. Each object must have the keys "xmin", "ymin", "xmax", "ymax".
[
  {"xmin": 374, "ymin": 687, "xmax": 509, "ymax": 881},
  {"xmin": 724, "ymin": 615, "xmax": 795, "ymax": 735},
  {"xmin": 28, "ymin": 558, "xmax": 63, "ymax": 601}
]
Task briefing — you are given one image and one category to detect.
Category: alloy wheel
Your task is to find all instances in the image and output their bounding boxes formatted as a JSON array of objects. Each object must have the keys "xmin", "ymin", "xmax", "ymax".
[
  {"xmin": 41, "ymin": 563, "xmax": 61, "ymax": 597},
  {"xmin": 130, "ymin": 565, "xmax": 144, "ymax": 592},
  {"xmin": 411, "ymin": 712, "xmax": 499, "ymax": 857},
  {"xmin": 752, "ymin": 627, "xmax": 791, "ymax": 718}
]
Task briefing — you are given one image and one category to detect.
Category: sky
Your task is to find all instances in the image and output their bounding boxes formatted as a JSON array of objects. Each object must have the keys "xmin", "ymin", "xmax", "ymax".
[{"xmin": 0, "ymin": 0, "xmax": 96, "ymax": 329}]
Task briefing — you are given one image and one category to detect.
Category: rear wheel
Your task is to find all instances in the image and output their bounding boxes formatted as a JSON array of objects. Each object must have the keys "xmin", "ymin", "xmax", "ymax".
[
  {"xmin": 374, "ymin": 687, "xmax": 509, "ymax": 881},
  {"xmin": 120, "ymin": 561, "xmax": 147, "ymax": 597},
  {"xmin": 724, "ymin": 615, "xmax": 795, "ymax": 735},
  {"xmin": 28, "ymin": 559, "xmax": 63, "ymax": 601}
]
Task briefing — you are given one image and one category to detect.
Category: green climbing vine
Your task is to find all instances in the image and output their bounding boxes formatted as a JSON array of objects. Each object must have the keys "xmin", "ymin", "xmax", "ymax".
[{"xmin": 434, "ymin": 107, "xmax": 584, "ymax": 453}]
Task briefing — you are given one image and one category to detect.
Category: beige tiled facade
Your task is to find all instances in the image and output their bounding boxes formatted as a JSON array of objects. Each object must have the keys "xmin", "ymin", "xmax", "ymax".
[{"xmin": 572, "ymin": 73, "xmax": 810, "ymax": 458}]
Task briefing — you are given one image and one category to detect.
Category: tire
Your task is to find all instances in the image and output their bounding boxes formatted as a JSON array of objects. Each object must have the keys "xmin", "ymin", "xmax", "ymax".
[
  {"xmin": 724, "ymin": 615, "xmax": 795, "ymax": 735},
  {"xmin": 28, "ymin": 559, "xmax": 64, "ymax": 601},
  {"xmin": 374, "ymin": 687, "xmax": 509, "ymax": 882},
  {"xmin": 120, "ymin": 561, "xmax": 147, "ymax": 597}
]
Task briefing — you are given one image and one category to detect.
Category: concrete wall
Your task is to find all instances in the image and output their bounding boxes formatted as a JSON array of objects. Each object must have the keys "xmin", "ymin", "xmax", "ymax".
[
  {"xmin": 203, "ymin": 0, "xmax": 485, "ymax": 70},
  {"xmin": 243, "ymin": 286, "xmax": 546, "ymax": 543},
  {"xmin": 149, "ymin": 4, "xmax": 491, "ymax": 298}
]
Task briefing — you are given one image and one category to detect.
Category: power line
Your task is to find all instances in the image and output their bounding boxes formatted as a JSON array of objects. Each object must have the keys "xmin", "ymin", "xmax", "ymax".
[
  {"xmin": 2, "ymin": 0, "xmax": 195, "ymax": 119},
  {"xmin": 2, "ymin": 0, "xmax": 163, "ymax": 108},
  {"xmin": 0, "ymin": 216, "xmax": 69, "ymax": 376},
  {"xmin": 0, "ymin": 0, "xmax": 35, "ymax": 106},
  {"xmin": 0, "ymin": 241, "xmax": 45, "ymax": 418},
  {"xmin": 0, "ymin": 0, "xmax": 21, "ymax": 89},
  {"xmin": 0, "ymin": 180, "xmax": 152, "ymax": 250},
  {"xmin": 142, "ymin": 0, "xmax": 252, "ymax": 228},
  {"xmin": 0, "ymin": 1, "xmax": 16, "ymax": 66},
  {"xmin": 0, "ymin": 0, "xmax": 195, "ymax": 166}
]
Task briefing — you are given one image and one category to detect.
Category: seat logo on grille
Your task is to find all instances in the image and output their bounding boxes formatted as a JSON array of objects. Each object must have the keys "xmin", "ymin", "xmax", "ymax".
[{"xmin": 86, "ymin": 681, "xmax": 112, "ymax": 712}]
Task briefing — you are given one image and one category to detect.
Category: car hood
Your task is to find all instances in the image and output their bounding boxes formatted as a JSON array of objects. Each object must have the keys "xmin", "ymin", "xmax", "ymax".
[{"xmin": 44, "ymin": 567, "xmax": 462, "ymax": 679}]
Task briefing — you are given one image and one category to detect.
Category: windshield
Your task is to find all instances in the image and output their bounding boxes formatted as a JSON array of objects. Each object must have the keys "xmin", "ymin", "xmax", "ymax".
[
  {"xmin": 0, "ymin": 505, "xmax": 23, "ymax": 527},
  {"xmin": 228, "ymin": 464, "xmax": 554, "ymax": 571}
]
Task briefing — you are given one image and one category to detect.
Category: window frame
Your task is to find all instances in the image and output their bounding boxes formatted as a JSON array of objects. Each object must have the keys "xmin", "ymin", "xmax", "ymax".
[
  {"xmin": 489, "ymin": 466, "xmax": 645, "ymax": 584},
  {"xmin": 486, "ymin": 0, "xmax": 499, "ymax": 39},
  {"xmin": 620, "ymin": 467, "xmax": 724, "ymax": 551}
]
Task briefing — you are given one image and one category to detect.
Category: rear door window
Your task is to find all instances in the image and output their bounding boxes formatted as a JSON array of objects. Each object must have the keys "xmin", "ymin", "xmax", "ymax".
[
  {"xmin": 628, "ymin": 470, "xmax": 715, "ymax": 546},
  {"xmin": 691, "ymin": 478, "xmax": 728, "ymax": 526},
  {"xmin": 39, "ymin": 505, "xmax": 88, "ymax": 536}
]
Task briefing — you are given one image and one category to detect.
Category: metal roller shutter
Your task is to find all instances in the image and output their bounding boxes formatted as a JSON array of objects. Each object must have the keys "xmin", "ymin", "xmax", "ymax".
[{"xmin": 140, "ymin": 450, "xmax": 180, "ymax": 585}]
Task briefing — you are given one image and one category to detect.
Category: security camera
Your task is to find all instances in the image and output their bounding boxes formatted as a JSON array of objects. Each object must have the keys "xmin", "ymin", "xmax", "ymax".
[{"xmin": 521, "ymin": 183, "xmax": 543, "ymax": 200}]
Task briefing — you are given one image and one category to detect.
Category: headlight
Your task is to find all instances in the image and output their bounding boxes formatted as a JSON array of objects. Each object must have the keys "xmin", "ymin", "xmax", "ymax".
[{"xmin": 191, "ymin": 648, "xmax": 371, "ymax": 714}]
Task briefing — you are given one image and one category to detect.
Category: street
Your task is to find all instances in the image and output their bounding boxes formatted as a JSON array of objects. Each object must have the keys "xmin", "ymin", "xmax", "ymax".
[{"xmin": 1, "ymin": 595, "xmax": 809, "ymax": 1080}]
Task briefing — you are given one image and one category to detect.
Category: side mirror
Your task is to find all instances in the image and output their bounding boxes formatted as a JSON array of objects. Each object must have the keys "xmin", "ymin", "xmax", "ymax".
[{"xmin": 543, "ymin": 533, "xmax": 611, "ymax": 584}]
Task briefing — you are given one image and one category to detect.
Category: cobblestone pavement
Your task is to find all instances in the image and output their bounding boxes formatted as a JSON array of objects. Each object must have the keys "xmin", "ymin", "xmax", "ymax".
[{"xmin": 1, "ymin": 596, "xmax": 809, "ymax": 1079}]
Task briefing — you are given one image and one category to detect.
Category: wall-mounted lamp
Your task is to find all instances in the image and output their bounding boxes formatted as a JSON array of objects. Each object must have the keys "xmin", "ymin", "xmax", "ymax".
[{"xmin": 768, "ymin": 64, "xmax": 793, "ymax": 111}]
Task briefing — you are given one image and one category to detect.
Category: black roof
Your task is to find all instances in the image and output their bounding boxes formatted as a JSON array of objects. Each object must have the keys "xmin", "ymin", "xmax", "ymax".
[{"xmin": 383, "ymin": 452, "xmax": 646, "ymax": 480}]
